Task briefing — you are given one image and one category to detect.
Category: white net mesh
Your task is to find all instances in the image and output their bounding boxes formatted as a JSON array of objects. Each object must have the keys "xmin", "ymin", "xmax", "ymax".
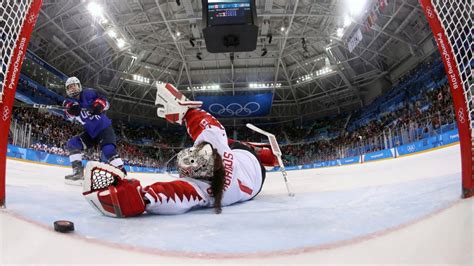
[
  {"xmin": 0, "ymin": 0, "xmax": 32, "ymax": 102},
  {"xmin": 91, "ymin": 167, "xmax": 118, "ymax": 191},
  {"xmin": 432, "ymin": 1, "xmax": 473, "ymax": 125}
]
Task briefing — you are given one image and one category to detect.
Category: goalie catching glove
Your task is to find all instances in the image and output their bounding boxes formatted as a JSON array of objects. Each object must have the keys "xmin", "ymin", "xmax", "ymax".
[
  {"xmin": 82, "ymin": 162, "xmax": 146, "ymax": 218},
  {"xmin": 155, "ymin": 83, "xmax": 202, "ymax": 125}
]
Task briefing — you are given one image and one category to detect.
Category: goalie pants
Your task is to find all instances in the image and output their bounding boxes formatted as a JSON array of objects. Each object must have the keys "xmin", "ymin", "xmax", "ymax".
[
  {"xmin": 229, "ymin": 141, "xmax": 266, "ymax": 198},
  {"xmin": 67, "ymin": 126, "xmax": 118, "ymax": 161}
]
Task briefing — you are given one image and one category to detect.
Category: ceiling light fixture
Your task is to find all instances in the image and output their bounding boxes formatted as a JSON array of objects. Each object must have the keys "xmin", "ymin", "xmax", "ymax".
[
  {"xmin": 347, "ymin": 0, "xmax": 367, "ymax": 17},
  {"xmin": 116, "ymin": 38, "xmax": 126, "ymax": 48},
  {"xmin": 107, "ymin": 29, "xmax": 117, "ymax": 38},
  {"xmin": 87, "ymin": 2, "xmax": 103, "ymax": 18}
]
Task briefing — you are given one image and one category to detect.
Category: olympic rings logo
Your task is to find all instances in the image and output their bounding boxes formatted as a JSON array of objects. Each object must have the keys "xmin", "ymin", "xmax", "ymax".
[
  {"xmin": 2, "ymin": 106, "xmax": 10, "ymax": 121},
  {"xmin": 28, "ymin": 14, "xmax": 38, "ymax": 24},
  {"xmin": 407, "ymin": 145, "xmax": 416, "ymax": 153},
  {"xmin": 209, "ymin": 102, "xmax": 261, "ymax": 117},
  {"xmin": 426, "ymin": 7, "xmax": 434, "ymax": 18},
  {"xmin": 457, "ymin": 108, "xmax": 465, "ymax": 124}
]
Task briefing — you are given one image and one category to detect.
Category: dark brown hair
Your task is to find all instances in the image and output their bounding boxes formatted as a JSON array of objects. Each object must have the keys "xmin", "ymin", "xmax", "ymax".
[{"xmin": 210, "ymin": 149, "xmax": 225, "ymax": 214}]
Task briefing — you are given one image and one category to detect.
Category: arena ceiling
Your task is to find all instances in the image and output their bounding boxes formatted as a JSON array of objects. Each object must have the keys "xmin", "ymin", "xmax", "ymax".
[{"xmin": 27, "ymin": 0, "xmax": 434, "ymax": 125}]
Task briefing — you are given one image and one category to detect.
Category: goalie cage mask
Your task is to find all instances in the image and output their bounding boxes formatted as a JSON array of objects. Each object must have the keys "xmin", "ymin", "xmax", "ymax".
[{"xmin": 177, "ymin": 143, "xmax": 215, "ymax": 181}]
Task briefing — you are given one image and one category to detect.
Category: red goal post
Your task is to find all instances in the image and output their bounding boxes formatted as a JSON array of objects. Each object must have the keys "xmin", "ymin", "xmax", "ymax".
[
  {"xmin": 0, "ymin": 0, "xmax": 43, "ymax": 207},
  {"xmin": 419, "ymin": 0, "xmax": 473, "ymax": 198}
]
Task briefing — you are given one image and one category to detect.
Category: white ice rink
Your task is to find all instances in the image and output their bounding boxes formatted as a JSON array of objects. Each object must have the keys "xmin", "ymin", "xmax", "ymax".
[{"xmin": 1, "ymin": 144, "xmax": 473, "ymax": 265}]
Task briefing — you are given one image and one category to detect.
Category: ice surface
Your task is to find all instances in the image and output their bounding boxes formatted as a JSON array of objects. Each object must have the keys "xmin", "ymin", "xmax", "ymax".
[{"xmin": 1, "ymin": 145, "xmax": 472, "ymax": 264}]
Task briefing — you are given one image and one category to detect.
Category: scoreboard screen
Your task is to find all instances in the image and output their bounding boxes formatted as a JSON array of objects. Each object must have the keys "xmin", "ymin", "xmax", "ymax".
[{"xmin": 207, "ymin": 0, "xmax": 253, "ymax": 26}]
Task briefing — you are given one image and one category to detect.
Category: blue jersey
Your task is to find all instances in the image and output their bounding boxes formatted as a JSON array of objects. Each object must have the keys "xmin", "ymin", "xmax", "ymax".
[{"xmin": 64, "ymin": 88, "xmax": 112, "ymax": 138}]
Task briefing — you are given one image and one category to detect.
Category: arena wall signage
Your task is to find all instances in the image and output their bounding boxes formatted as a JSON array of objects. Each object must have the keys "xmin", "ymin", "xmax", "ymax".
[
  {"xmin": 196, "ymin": 93, "xmax": 272, "ymax": 117},
  {"xmin": 6, "ymin": 130, "xmax": 460, "ymax": 173}
]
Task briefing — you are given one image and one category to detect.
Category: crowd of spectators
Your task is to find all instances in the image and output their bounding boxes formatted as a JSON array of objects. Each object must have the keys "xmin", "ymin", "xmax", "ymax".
[
  {"xmin": 13, "ymin": 107, "xmax": 80, "ymax": 149},
  {"xmin": 30, "ymin": 142, "xmax": 68, "ymax": 156},
  {"xmin": 278, "ymin": 84, "xmax": 455, "ymax": 165}
]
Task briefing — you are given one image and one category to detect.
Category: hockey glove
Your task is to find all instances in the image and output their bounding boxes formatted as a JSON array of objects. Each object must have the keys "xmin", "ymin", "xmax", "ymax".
[
  {"xmin": 65, "ymin": 102, "xmax": 81, "ymax": 117},
  {"xmin": 82, "ymin": 161, "xmax": 146, "ymax": 218},
  {"xmin": 90, "ymin": 98, "xmax": 107, "ymax": 115},
  {"xmin": 155, "ymin": 83, "xmax": 202, "ymax": 125}
]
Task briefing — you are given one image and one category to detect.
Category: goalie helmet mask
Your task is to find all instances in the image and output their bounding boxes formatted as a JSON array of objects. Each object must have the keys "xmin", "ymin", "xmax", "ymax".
[
  {"xmin": 65, "ymin": 76, "xmax": 82, "ymax": 97},
  {"xmin": 177, "ymin": 143, "xmax": 215, "ymax": 180}
]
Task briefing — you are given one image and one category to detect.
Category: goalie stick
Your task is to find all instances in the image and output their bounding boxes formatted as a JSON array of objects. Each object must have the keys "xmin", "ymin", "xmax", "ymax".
[{"xmin": 246, "ymin": 123, "xmax": 295, "ymax": 197}]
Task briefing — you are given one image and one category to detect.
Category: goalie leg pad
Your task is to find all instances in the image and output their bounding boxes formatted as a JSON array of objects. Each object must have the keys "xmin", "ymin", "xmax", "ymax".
[
  {"xmin": 82, "ymin": 162, "xmax": 145, "ymax": 218},
  {"xmin": 155, "ymin": 83, "xmax": 202, "ymax": 125},
  {"xmin": 84, "ymin": 178, "xmax": 145, "ymax": 218}
]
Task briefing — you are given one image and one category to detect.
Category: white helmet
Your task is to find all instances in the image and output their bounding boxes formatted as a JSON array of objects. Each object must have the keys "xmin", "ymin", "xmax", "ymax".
[
  {"xmin": 177, "ymin": 143, "xmax": 215, "ymax": 180},
  {"xmin": 65, "ymin": 76, "xmax": 82, "ymax": 97}
]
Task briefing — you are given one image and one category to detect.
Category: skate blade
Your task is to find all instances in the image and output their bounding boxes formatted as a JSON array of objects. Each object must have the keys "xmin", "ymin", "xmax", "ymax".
[{"xmin": 64, "ymin": 179, "xmax": 83, "ymax": 186}]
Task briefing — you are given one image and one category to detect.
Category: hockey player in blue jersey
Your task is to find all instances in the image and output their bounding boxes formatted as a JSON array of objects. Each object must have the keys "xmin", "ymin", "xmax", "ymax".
[{"xmin": 63, "ymin": 76, "xmax": 126, "ymax": 185}]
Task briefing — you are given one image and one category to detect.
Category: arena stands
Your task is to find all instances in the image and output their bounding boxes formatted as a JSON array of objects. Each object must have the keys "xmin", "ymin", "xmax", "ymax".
[{"xmin": 10, "ymin": 55, "xmax": 455, "ymax": 168}]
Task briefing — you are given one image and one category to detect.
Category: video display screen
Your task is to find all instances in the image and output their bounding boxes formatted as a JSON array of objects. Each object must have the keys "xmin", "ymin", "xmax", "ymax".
[{"xmin": 207, "ymin": 0, "xmax": 253, "ymax": 26}]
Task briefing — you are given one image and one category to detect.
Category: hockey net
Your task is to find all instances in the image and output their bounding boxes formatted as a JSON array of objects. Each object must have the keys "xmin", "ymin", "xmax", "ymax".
[
  {"xmin": 419, "ymin": 0, "xmax": 473, "ymax": 197},
  {"xmin": 0, "ymin": 0, "xmax": 43, "ymax": 207}
]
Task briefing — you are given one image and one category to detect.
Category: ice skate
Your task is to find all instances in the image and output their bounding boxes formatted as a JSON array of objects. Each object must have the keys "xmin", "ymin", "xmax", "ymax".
[{"xmin": 65, "ymin": 161, "xmax": 84, "ymax": 186}]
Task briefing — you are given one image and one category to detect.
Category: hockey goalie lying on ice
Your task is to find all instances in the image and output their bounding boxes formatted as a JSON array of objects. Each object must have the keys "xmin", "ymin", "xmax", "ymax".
[{"xmin": 82, "ymin": 83, "xmax": 280, "ymax": 217}]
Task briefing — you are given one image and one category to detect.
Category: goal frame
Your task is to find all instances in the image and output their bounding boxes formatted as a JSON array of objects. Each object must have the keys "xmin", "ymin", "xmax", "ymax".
[
  {"xmin": 0, "ymin": 0, "xmax": 43, "ymax": 207},
  {"xmin": 418, "ymin": 0, "xmax": 473, "ymax": 197}
]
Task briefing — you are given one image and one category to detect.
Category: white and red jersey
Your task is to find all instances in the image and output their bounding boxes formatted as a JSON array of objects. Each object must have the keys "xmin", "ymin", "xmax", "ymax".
[{"xmin": 143, "ymin": 109, "xmax": 263, "ymax": 215}]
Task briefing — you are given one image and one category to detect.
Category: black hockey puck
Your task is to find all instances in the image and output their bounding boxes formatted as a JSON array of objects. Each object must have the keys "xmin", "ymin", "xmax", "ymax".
[{"xmin": 53, "ymin": 220, "xmax": 75, "ymax": 233}]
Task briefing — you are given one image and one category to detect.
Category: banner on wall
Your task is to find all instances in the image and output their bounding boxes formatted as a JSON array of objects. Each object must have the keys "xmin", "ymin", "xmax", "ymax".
[
  {"xmin": 7, "ymin": 145, "xmax": 165, "ymax": 173},
  {"xmin": 442, "ymin": 130, "xmax": 459, "ymax": 144},
  {"xmin": 348, "ymin": 28, "xmax": 363, "ymax": 53},
  {"xmin": 396, "ymin": 129, "xmax": 459, "ymax": 156},
  {"xmin": 25, "ymin": 50, "xmax": 69, "ymax": 81},
  {"xmin": 14, "ymin": 92, "xmax": 36, "ymax": 104},
  {"xmin": 340, "ymin": 156, "xmax": 361, "ymax": 165},
  {"xmin": 7, "ymin": 129, "xmax": 460, "ymax": 172},
  {"xmin": 19, "ymin": 74, "xmax": 65, "ymax": 101},
  {"xmin": 196, "ymin": 93, "xmax": 273, "ymax": 118},
  {"xmin": 314, "ymin": 162, "xmax": 326, "ymax": 168},
  {"xmin": 363, "ymin": 149, "xmax": 395, "ymax": 162},
  {"xmin": 7, "ymin": 145, "xmax": 70, "ymax": 166},
  {"xmin": 396, "ymin": 140, "xmax": 432, "ymax": 156}
]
